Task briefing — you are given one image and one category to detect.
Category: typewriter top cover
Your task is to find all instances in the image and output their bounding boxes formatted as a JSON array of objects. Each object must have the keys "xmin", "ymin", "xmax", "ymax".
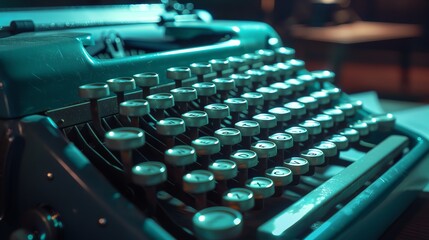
[{"xmin": 1, "ymin": 1, "xmax": 428, "ymax": 240}]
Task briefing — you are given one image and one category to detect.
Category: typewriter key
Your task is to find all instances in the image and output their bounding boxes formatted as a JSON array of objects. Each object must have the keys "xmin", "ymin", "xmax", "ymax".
[
  {"xmin": 209, "ymin": 59, "xmax": 229, "ymax": 77},
  {"xmin": 146, "ymin": 93, "xmax": 175, "ymax": 119},
  {"xmin": 78, "ymin": 82, "xmax": 110, "ymax": 136},
  {"xmin": 297, "ymin": 74, "xmax": 316, "ymax": 89},
  {"xmin": 106, "ymin": 77, "xmax": 136, "ymax": 107},
  {"xmin": 223, "ymin": 188, "xmax": 255, "ymax": 212},
  {"xmin": 192, "ymin": 136, "xmax": 220, "ymax": 168},
  {"xmin": 166, "ymin": 66, "xmax": 191, "ymax": 88},
  {"xmin": 339, "ymin": 128, "xmax": 360, "ymax": 144},
  {"xmin": 269, "ymin": 133, "xmax": 293, "ymax": 162},
  {"xmin": 183, "ymin": 170, "xmax": 215, "ymax": 209},
  {"xmin": 156, "ymin": 117, "xmax": 186, "ymax": 148},
  {"xmin": 371, "ymin": 113, "xmax": 396, "ymax": 132},
  {"xmin": 192, "ymin": 82, "xmax": 216, "ymax": 107},
  {"xmin": 265, "ymin": 166, "xmax": 293, "ymax": 195},
  {"xmin": 297, "ymin": 96, "xmax": 319, "ymax": 116},
  {"xmin": 190, "ymin": 62, "xmax": 212, "ymax": 82},
  {"xmin": 312, "ymin": 114, "xmax": 334, "ymax": 135},
  {"xmin": 212, "ymin": 78, "xmax": 235, "ymax": 101},
  {"xmin": 285, "ymin": 126, "xmax": 308, "ymax": 153},
  {"xmin": 284, "ymin": 102, "xmax": 307, "ymax": 122},
  {"xmin": 362, "ymin": 117, "xmax": 379, "ymax": 132},
  {"xmin": 285, "ymin": 59, "xmax": 306, "ymax": 76},
  {"xmin": 105, "ymin": 127, "xmax": 145, "ymax": 180},
  {"xmin": 275, "ymin": 47, "xmax": 295, "ymax": 61},
  {"xmin": 234, "ymin": 120, "xmax": 260, "ymax": 148},
  {"xmin": 230, "ymin": 149, "xmax": 258, "ymax": 185},
  {"xmin": 323, "ymin": 108, "xmax": 345, "ymax": 129},
  {"xmin": 214, "ymin": 128, "xmax": 242, "ymax": 156},
  {"xmin": 284, "ymin": 78, "xmax": 305, "ymax": 95},
  {"xmin": 245, "ymin": 177, "xmax": 275, "ymax": 209},
  {"xmin": 274, "ymin": 62, "xmax": 293, "ymax": 80},
  {"xmin": 312, "ymin": 70, "xmax": 335, "ymax": 88},
  {"xmin": 350, "ymin": 121, "xmax": 370, "ymax": 137},
  {"xmin": 241, "ymin": 92, "xmax": 264, "ymax": 116},
  {"xmin": 256, "ymin": 86, "xmax": 279, "ymax": 111},
  {"xmin": 224, "ymin": 98, "xmax": 248, "ymax": 123},
  {"xmin": 209, "ymin": 159, "xmax": 238, "ymax": 194},
  {"xmin": 170, "ymin": 87, "xmax": 197, "ymax": 112},
  {"xmin": 133, "ymin": 72, "xmax": 159, "ymax": 98},
  {"xmin": 241, "ymin": 53, "xmax": 261, "ymax": 68},
  {"xmin": 268, "ymin": 107, "xmax": 292, "ymax": 129},
  {"xmin": 325, "ymin": 134, "xmax": 349, "ymax": 151},
  {"xmin": 165, "ymin": 145, "xmax": 196, "ymax": 184},
  {"xmin": 260, "ymin": 65, "xmax": 280, "ymax": 84},
  {"xmin": 182, "ymin": 110, "xmax": 208, "ymax": 139},
  {"xmin": 230, "ymin": 74, "xmax": 251, "ymax": 95},
  {"xmin": 314, "ymin": 140, "xmax": 338, "ymax": 165},
  {"xmin": 284, "ymin": 157, "xmax": 309, "ymax": 185},
  {"xmin": 252, "ymin": 113, "xmax": 277, "ymax": 139},
  {"xmin": 255, "ymin": 49, "xmax": 276, "ymax": 64},
  {"xmin": 322, "ymin": 87, "xmax": 342, "ymax": 101},
  {"xmin": 193, "ymin": 206, "xmax": 243, "ymax": 240},
  {"xmin": 301, "ymin": 149, "xmax": 325, "ymax": 167},
  {"xmin": 245, "ymin": 69, "xmax": 266, "ymax": 89},
  {"xmin": 119, "ymin": 99, "xmax": 150, "ymax": 128},
  {"xmin": 270, "ymin": 82, "xmax": 293, "ymax": 100},
  {"xmin": 204, "ymin": 103, "xmax": 230, "ymax": 129},
  {"xmin": 335, "ymin": 103, "xmax": 356, "ymax": 118},
  {"xmin": 228, "ymin": 56, "xmax": 245, "ymax": 73},
  {"xmin": 310, "ymin": 91, "xmax": 331, "ymax": 108},
  {"xmin": 251, "ymin": 140, "xmax": 277, "ymax": 173},
  {"xmin": 299, "ymin": 120, "xmax": 322, "ymax": 146}
]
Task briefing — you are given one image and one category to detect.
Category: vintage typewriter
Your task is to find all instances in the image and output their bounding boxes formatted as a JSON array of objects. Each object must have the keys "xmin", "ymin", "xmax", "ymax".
[{"xmin": 1, "ymin": 1, "xmax": 428, "ymax": 240}]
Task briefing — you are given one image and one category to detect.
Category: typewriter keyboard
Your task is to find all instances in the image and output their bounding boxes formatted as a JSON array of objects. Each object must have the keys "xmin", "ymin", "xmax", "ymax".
[{"xmin": 60, "ymin": 47, "xmax": 410, "ymax": 239}]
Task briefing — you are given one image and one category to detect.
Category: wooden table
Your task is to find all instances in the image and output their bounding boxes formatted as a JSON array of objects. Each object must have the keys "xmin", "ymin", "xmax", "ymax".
[{"xmin": 290, "ymin": 21, "xmax": 422, "ymax": 87}]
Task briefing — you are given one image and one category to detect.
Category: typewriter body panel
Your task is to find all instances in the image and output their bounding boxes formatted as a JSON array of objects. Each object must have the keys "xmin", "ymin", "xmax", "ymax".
[{"xmin": 1, "ymin": 3, "xmax": 429, "ymax": 240}]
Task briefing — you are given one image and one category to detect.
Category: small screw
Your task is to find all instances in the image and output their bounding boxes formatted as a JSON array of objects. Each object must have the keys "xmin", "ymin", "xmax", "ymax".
[{"xmin": 46, "ymin": 172, "xmax": 54, "ymax": 181}]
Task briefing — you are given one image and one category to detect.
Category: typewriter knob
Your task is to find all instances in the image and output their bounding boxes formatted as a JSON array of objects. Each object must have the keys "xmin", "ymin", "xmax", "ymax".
[
  {"xmin": 275, "ymin": 47, "xmax": 295, "ymax": 61},
  {"xmin": 11, "ymin": 206, "xmax": 63, "ymax": 240},
  {"xmin": 314, "ymin": 140, "xmax": 338, "ymax": 165},
  {"xmin": 255, "ymin": 49, "xmax": 276, "ymax": 64},
  {"xmin": 193, "ymin": 206, "xmax": 243, "ymax": 240},
  {"xmin": 209, "ymin": 59, "xmax": 229, "ymax": 77},
  {"xmin": 209, "ymin": 159, "xmax": 237, "ymax": 181},
  {"xmin": 166, "ymin": 66, "xmax": 191, "ymax": 88},
  {"xmin": 190, "ymin": 62, "xmax": 212, "ymax": 82},
  {"xmin": 171, "ymin": 87, "xmax": 198, "ymax": 112},
  {"xmin": 133, "ymin": 72, "xmax": 159, "ymax": 98},
  {"xmin": 146, "ymin": 93, "xmax": 175, "ymax": 119},
  {"xmin": 299, "ymin": 120, "xmax": 322, "ymax": 136},
  {"xmin": 323, "ymin": 108, "xmax": 345, "ymax": 127},
  {"xmin": 285, "ymin": 126, "xmax": 309, "ymax": 143},
  {"xmin": 119, "ymin": 99, "xmax": 150, "ymax": 127},
  {"xmin": 223, "ymin": 188, "xmax": 255, "ymax": 212},
  {"xmin": 165, "ymin": 145, "xmax": 197, "ymax": 167},
  {"xmin": 192, "ymin": 82, "xmax": 217, "ymax": 97},
  {"xmin": 256, "ymin": 86, "xmax": 279, "ymax": 101}
]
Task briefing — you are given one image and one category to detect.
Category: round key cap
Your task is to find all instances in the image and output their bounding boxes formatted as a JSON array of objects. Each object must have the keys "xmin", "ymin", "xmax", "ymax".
[
  {"xmin": 228, "ymin": 56, "xmax": 245, "ymax": 70},
  {"xmin": 106, "ymin": 77, "xmax": 136, "ymax": 93},
  {"xmin": 214, "ymin": 128, "xmax": 242, "ymax": 145},
  {"xmin": 223, "ymin": 188, "xmax": 255, "ymax": 212},
  {"xmin": 132, "ymin": 161, "xmax": 167, "ymax": 186},
  {"xmin": 192, "ymin": 82, "xmax": 217, "ymax": 96},
  {"xmin": 230, "ymin": 149, "xmax": 258, "ymax": 169},
  {"xmin": 326, "ymin": 134, "xmax": 349, "ymax": 150},
  {"xmin": 183, "ymin": 170, "xmax": 215, "ymax": 194},
  {"xmin": 133, "ymin": 72, "xmax": 159, "ymax": 87},
  {"xmin": 323, "ymin": 108, "xmax": 345, "ymax": 123},
  {"xmin": 297, "ymin": 96, "xmax": 319, "ymax": 111},
  {"xmin": 245, "ymin": 177, "xmax": 275, "ymax": 199},
  {"xmin": 212, "ymin": 78, "xmax": 235, "ymax": 91},
  {"xmin": 265, "ymin": 166, "xmax": 293, "ymax": 186},
  {"xmin": 260, "ymin": 65, "xmax": 279, "ymax": 78},
  {"xmin": 284, "ymin": 78, "xmax": 305, "ymax": 92},
  {"xmin": 274, "ymin": 62, "xmax": 293, "ymax": 78},
  {"xmin": 312, "ymin": 114, "xmax": 334, "ymax": 129},
  {"xmin": 270, "ymin": 82, "xmax": 293, "ymax": 97},
  {"xmin": 362, "ymin": 117, "xmax": 379, "ymax": 132},
  {"xmin": 299, "ymin": 120, "xmax": 322, "ymax": 135},
  {"xmin": 230, "ymin": 74, "xmax": 252, "ymax": 88},
  {"xmin": 224, "ymin": 98, "xmax": 248, "ymax": 112},
  {"xmin": 269, "ymin": 133, "xmax": 293, "ymax": 149},
  {"xmin": 283, "ymin": 157, "xmax": 309, "ymax": 175},
  {"xmin": 297, "ymin": 74, "xmax": 316, "ymax": 87},
  {"xmin": 255, "ymin": 49, "xmax": 276, "ymax": 64},
  {"xmin": 170, "ymin": 87, "xmax": 198, "ymax": 102},
  {"xmin": 310, "ymin": 91, "xmax": 330, "ymax": 105},
  {"xmin": 256, "ymin": 87, "xmax": 279, "ymax": 101},
  {"xmin": 79, "ymin": 82, "xmax": 110, "ymax": 99},
  {"xmin": 285, "ymin": 126, "xmax": 308, "ymax": 143},
  {"xmin": 235, "ymin": 120, "xmax": 260, "ymax": 137},
  {"xmin": 105, "ymin": 127, "xmax": 145, "ymax": 151},
  {"xmin": 182, "ymin": 110, "xmax": 209, "ymax": 128},
  {"xmin": 204, "ymin": 103, "xmax": 230, "ymax": 119},
  {"xmin": 156, "ymin": 117, "xmax": 186, "ymax": 136},
  {"xmin": 209, "ymin": 159, "xmax": 238, "ymax": 180},
  {"xmin": 268, "ymin": 107, "xmax": 292, "ymax": 122},
  {"xmin": 371, "ymin": 113, "xmax": 395, "ymax": 132},
  {"xmin": 284, "ymin": 102, "xmax": 306, "ymax": 118},
  {"xmin": 322, "ymin": 87, "xmax": 342, "ymax": 101},
  {"xmin": 349, "ymin": 100, "xmax": 363, "ymax": 110},
  {"xmin": 242, "ymin": 53, "xmax": 262, "ymax": 66},
  {"xmin": 335, "ymin": 103, "xmax": 355, "ymax": 117},
  {"xmin": 241, "ymin": 92, "xmax": 264, "ymax": 106},
  {"xmin": 166, "ymin": 66, "xmax": 191, "ymax": 87},
  {"xmin": 146, "ymin": 93, "xmax": 175, "ymax": 109},
  {"xmin": 312, "ymin": 70, "xmax": 335, "ymax": 83},
  {"xmin": 119, "ymin": 99, "xmax": 150, "ymax": 117},
  {"xmin": 192, "ymin": 136, "xmax": 221, "ymax": 156},
  {"xmin": 275, "ymin": 47, "xmax": 295, "ymax": 61},
  {"xmin": 190, "ymin": 62, "xmax": 212, "ymax": 75},
  {"xmin": 250, "ymin": 140, "xmax": 277, "ymax": 158},
  {"xmin": 314, "ymin": 141, "xmax": 338, "ymax": 157},
  {"xmin": 193, "ymin": 206, "xmax": 243, "ymax": 240},
  {"xmin": 300, "ymin": 149, "xmax": 325, "ymax": 166},
  {"xmin": 339, "ymin": 128, "xmax": 360, "ymax": 143},
  {"xmin": 165, "ymin": 145, "xmax": 197, "ymax": 166},
  {"xmin": 252, "ymin": 113, "xmax": 277, "ymax": 129},
  {"xmin": 245, "ymin": 69, "xmax": 266, "ymax": 85},
  {"xmin": 210, "ymin": 59, "xmax": 229, "ymax": 77},
  {"xmin": 350, "ymin": 121, "xmax": 369, "ymax": 136}
]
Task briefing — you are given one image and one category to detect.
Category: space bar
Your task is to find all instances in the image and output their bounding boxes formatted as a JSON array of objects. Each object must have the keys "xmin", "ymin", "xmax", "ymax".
[{"xmin": 258, "ymin": 135, "xmax": 409, "ymax": 239}]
